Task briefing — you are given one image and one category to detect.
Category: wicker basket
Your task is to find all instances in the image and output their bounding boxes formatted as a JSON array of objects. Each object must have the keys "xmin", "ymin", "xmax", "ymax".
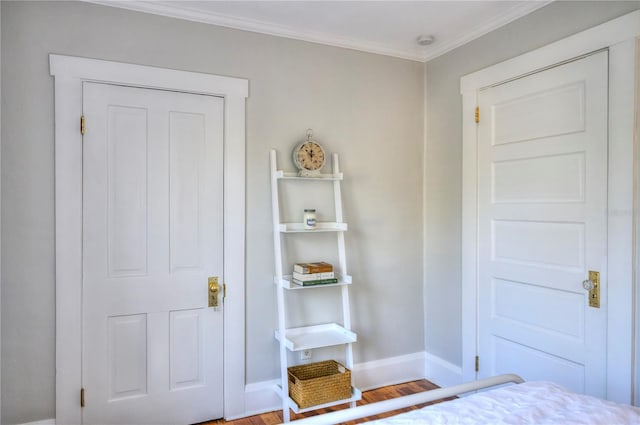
[{"xmin": 288, "ymin": 360, "xmax": 352, "ymax": 408}]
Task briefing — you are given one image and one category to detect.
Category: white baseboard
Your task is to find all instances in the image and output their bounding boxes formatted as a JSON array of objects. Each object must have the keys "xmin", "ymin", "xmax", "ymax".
[
  {"xmin": 237, "ymin": 379, "xmax": 281, "ymax": 420},
  {"xmin": 352, "ymin": 351, "xmax": 426, "ymax": 391},
  {"xmin": 239, "ymin": 351, "xmax": 428, "ymax": 419},
  {"xmin": 24, "ymin": 353, "xmax": 459, "ymax": 423},
  {"xmin": 424, "ymin": 351, "xmax": 463, "ymax": 388}
]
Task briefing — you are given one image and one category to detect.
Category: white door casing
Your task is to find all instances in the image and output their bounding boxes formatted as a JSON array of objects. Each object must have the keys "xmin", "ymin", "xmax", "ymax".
[
  {"xmin": 461, "ymin": 11, "xmax": 639, "ymax": 403},
  {"xmin": 83, "ymin": 82, "xmax": 224, "ymax": 423},
  {"xmin": 50, "ymin": 55, "xmax": 248, "ymax": 423},
  {"xmin": 476, "ymin": 51, "xmax": 607, "ymax": 396}
]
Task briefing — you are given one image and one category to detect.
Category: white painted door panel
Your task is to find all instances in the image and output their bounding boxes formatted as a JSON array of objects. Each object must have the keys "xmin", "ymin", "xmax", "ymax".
[
  {"xmin": 82, "ymin": 82, "xmax": 224, "ymax": 424},
  {"xmin": 477, "ymin": 51, "xmax": 607, "ymax": 397}
]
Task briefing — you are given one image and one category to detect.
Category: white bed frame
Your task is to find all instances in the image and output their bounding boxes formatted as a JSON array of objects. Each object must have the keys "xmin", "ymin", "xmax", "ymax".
[{"xmin": 289, "ymin": 374, "xmax": 524, "ymax": 424}]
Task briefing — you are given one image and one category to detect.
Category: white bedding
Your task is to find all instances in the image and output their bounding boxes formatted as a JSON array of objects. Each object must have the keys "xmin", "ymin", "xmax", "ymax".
[{"xmin": 367, "ymin": 381, "xmax": 640, "ymax": 424}]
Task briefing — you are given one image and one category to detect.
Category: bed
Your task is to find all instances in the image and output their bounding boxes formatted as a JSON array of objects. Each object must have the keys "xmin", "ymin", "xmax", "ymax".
[{"xmin": 288, "ymin": 374, "xmax": 640, "ymax": 424}]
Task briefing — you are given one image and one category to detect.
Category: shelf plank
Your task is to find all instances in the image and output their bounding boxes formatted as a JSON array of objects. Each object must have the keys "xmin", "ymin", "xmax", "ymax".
[
  {"xmin": 276, "ymin": 170, "xmax": 343, "ymax": 180},
  {"xmin": 274, "ymin": 323, "xmax": 357, "ymax": 351},
  {"xmin": 276, "ymin": 385, "xmax": 362, "ymax": 414},
  {"xmin": 279, "ymin": 222, "xmax": 348, "ymax": 232},
  {"xmin": 274, "ymin": 274, "xmax": 353, "ymax": 289}
]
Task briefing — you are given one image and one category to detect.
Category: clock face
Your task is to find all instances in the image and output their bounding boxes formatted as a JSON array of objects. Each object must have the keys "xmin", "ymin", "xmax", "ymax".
[{"xmin": 294, "ymin": 141, "xmax": 325, "ymax": 172}]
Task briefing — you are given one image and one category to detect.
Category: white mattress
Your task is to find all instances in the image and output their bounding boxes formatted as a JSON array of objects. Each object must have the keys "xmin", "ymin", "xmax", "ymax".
[{"xmin": 368, "ymin": 381, "xmax": 640, "ymax": 424}]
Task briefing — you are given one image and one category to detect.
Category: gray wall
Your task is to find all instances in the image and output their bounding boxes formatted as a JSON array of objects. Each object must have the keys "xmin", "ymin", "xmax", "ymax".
[
  {"xmin": 424, "ymin": 1, "xmax": 640, "ymax": 366},
  {"xmin": 1, "ymin": 2, "xmax": 425, "ymax": 423}
]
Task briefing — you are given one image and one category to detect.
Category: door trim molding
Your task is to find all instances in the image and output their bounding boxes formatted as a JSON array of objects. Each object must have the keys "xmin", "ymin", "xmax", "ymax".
[
  {"xmin": 49, "ymin": 55, "xmax": 248, "ymax": 423},
  {"xmin": 460, "ymin": 10, "xmax": 639, "ymax": 403}
]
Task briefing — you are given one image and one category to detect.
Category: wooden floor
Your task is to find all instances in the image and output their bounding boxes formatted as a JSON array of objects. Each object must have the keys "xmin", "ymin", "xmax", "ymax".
[{"xmin": 203, "ymin": 379, "xmax": 447, "ymax": 425}]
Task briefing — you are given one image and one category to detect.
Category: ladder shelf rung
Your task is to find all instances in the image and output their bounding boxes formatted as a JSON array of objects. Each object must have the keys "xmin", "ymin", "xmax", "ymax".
[
  {"xmin": 274, "ymin": 323, "xmax": 357, "ymax": 351},
  {"xmin": 276, "ymin": 170, "xmax": 343, "ymax": 180},
  {"xmin": 275, "ymin": 384, "xmax": 362, "ymax": 414},
  {"xmin": 279, "ymin": 222, "xmax": 347, "ymax": 232},
  {"xmin": 274, "ymin": 274, "xmax": 353, "ymax": 289}
]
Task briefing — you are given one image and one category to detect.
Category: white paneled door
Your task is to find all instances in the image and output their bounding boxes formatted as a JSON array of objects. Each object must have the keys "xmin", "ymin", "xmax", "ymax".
[
  {"xmin": 477, "ymin": 51, "xmax": 608, "ymax": 397},
  {"xmin": 82, "ymin": 82, "xmax": 224, "ymax": 424}
]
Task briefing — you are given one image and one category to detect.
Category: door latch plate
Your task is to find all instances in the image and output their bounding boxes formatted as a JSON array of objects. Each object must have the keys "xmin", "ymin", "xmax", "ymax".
[
  {"xmin": 208, "ymin": 276, "xmax": 219, "ymax": 308},
  {"xmin": 588, "ymin": 270, "xmax": 600, "ymax": 308}
]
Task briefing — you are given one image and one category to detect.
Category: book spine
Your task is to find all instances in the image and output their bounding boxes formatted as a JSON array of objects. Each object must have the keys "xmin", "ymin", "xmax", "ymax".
[
  {"xmin": 292, "ymin": 271, "xmax": 335, "ymax": 281},
  {"xmin": 293, "ymin": 264, "xmax": 333, "ymax": 274},
  {"xmin": 292, "ymin": 278, "xmax": 339, "ymax": 286}
]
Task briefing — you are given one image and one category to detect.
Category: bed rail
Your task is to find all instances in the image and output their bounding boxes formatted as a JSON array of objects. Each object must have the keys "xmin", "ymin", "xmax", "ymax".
[{"xmin": 287, "ymin": 373, "xmax": 524, "ymax": 424}]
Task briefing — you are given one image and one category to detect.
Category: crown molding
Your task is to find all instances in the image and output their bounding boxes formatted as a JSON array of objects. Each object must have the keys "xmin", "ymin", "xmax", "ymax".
[
  {"xmin": 86, "ymin": 1, "xmax": 553, "ymax": 63},
  {"xmin": 88, "ymin": 0, "xmax": 425, "ymax": 61},
  {"xmin": 422, "ymin": 1, "xmax": 553, "ymax": 61}
]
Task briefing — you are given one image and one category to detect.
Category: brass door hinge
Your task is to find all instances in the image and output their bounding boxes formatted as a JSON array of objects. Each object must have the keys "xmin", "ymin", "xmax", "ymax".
[
  {"xmin": 475, "ymin": 356, "xmax": 479, "ymax": 372},
  {"xmin": 475, "ymin": 107, "xmax": 480, "ymax": 124},
  {"xmin": 80, "ymin": 115, "xmax": 86, "ymax": 135},
  {"xmin": 81, "ymin": 387, "xmax": 85, "ymax": 407}
]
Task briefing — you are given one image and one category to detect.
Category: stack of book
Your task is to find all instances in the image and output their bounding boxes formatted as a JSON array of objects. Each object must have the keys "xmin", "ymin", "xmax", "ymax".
[{"xmin": 292, "ymin": 262, "xmax": 338, "ymax": 286}]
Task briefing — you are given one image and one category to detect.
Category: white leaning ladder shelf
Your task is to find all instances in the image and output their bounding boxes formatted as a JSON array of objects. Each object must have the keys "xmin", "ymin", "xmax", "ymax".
[{"xmin": 270, "ymin": 149, "xmax": 361, "ymax": 422}]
